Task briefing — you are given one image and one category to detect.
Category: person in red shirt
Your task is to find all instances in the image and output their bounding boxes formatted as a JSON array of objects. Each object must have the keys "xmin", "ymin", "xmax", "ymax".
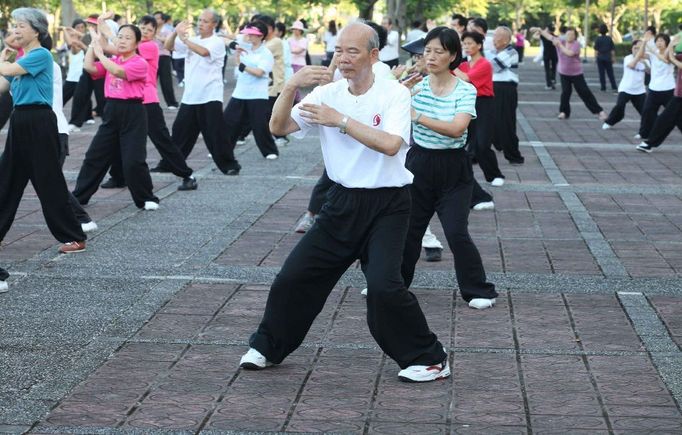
[
  {"xmin": 453, "ymin": 31, "xmax": 504, "ymax": 186},
  {"xmin": 72, "ymin": 24, "xmax": 159, "ymax": 210}
]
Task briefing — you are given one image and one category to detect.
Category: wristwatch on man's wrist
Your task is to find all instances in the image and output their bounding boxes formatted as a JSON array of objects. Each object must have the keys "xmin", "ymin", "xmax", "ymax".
[{"xmin": 338, "ymin": 116, "xmax": 349, "ymax": 134}]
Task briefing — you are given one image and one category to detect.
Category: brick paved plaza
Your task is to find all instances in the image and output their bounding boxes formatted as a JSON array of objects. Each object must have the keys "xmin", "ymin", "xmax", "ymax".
[{"xmin": 1, "ymin": 59, "xmax": 682, "ymax": 434}]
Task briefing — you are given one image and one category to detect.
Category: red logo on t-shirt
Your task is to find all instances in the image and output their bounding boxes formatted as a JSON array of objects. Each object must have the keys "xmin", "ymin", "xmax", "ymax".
[{"xmin": 373, "ymin": 114, "xmax": 382, "ymax": 126}]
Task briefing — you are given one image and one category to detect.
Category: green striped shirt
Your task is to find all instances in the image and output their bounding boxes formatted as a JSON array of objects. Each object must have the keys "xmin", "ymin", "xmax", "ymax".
[{"xmin": 412, "ymin": 76, "xmax": 477, "ymax": 149}]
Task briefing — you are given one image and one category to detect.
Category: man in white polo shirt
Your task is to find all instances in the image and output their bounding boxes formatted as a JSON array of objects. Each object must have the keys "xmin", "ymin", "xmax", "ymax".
[
  {"xmin": 239, "ymin": 22, "xmax": 449, "ymax": 383},
  {"xmin": 161, "ymin": 9, "xmax": 241, "ymax": 175},
  {"xmin": 379, "ymin": 17, "xmax": 400, "ymax": 68}
]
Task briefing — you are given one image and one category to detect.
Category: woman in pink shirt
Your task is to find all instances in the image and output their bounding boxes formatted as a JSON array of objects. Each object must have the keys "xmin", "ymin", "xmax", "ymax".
[
  {"xmin": 72, "ymin": 24, "xmax": 159, "ymax": 210},
  {"xmin": 533, "ymin": 27, "xmax": 605, "ymax": 120},
  {"xmin": 287, "ymin": 20, "xmax": 307, "ymax": 103}
]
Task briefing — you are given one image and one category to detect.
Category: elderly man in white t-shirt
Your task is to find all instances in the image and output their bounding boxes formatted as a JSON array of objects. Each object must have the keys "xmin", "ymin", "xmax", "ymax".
[
  {"xmin": 239, "ymin": 22, "xmax": 449, "ymax": 383},
  {"xmin": 161, "ymin": 9, "xmax": 241, "ymax": 175},
  {"xmin": 379, "ymin": 17, "xmax": 401, "ymax": 68}
]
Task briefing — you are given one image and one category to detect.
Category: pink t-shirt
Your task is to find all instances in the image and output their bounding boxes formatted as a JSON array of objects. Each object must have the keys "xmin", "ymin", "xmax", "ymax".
[
  {"xmin": 675, "ymin": 53, "xmax": 682, "ymax": 98},
  {"xmin": 557, "ymin": 40, "xmax": 582, "ymax": 76},
  {"xmin": 138, "ymin": 40, "xmax": 160, "ymax": 104},
  {"xmin": 91, "ymin": 54, "xmax": 148, "ymax": 100},
  {"xmin": 288, "ymin": 37, "xmax": 308, "ymax": 66}
]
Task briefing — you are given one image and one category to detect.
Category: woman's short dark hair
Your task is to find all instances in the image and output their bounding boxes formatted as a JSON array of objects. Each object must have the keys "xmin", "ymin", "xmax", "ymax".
[
  {"xmin": 646, "ymin": 25, "xmax": 656, "ymax": 34},
  {"xmin": 598, "ymin": 23, "xmax": 608, "ymax": 35},
  {"xmin": 252, "ymin": 14, "xmax": 275, "ymax": 30},
  {"xmin": 655, "ymin": 33, "xmax": 670, "ymax": 46},
  {"xmin": 471, "ymin": 17, "xmax": 488, "ymax": 34},
  {"xmin": 329, "ymin": 20, "xmax": 337, "ymax": 36},
  {"xmin": 246, "ymin": 20, "xmax": 269, "ymax": 40},
  {"xmin": 460, "ymin": 30, "xmax": 484, "ymax": 48},
  {"xmin": 631, "ymin": 39, "xmax": 641, "ymax": 48},
  {"xmin": 365, "ymin": 21, "xmax": 387, "ymax": 50},
  {"xmin": 72, "ymin": 18, "xmax": 85, "ymax": 28},
  {"xmin": 138, "ymin": 15, "xmax": 157, "ymax": 29},
  {"xmin": 275, "ymin": 22, "xmax": 286, "ymax": 35},
  {"xmin": 424, "ymin": 26, "xmax": 463, "ymax": 70},
  {"xmin": 118, "ymin": 24, "xmax": 142, "ymax": 43}
]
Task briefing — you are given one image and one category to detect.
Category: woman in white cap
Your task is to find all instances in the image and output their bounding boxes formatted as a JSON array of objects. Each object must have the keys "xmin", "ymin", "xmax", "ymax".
[{"xmin": 287, "ymin": 20, "xmax": 307, "ymax": 102}]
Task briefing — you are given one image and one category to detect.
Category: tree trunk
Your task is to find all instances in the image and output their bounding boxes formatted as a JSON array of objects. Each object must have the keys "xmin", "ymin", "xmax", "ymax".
[
  {"xmin": 515, "ymin": 0, "xmax": 523, "ymax": 31},
  {"xmin": 61, "ymin": 0, "xmax": 76, "ymax": 29},
  {"xmin": 357, "ymin": 0, "xmax": 378, "ymax": 20}
]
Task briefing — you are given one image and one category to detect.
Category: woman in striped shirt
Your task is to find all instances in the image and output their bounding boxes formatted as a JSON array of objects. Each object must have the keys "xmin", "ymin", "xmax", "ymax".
[{"xmin": 402, "ymin": 27, "xmax": 497, "ymax": 310}]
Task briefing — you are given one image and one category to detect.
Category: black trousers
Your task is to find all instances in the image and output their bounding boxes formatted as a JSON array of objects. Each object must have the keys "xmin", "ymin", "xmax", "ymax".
[
  {"xmin": 172, "ymin": 58, "xmax": 185, "ymax": 84},
  {"xmin": 0, "ymin": 92, "xmax": 13, "ymax": 130},
  {"xmin": 402, "ymin": 145, "xmax": 497, "ymax": 302},
  {"xmin": 605, "ymin": 92, "xmax": 645, "ymax": 126},
  {"xmin": 515, "ymin": 46, "xmax": 524, "ymax": 63},
  {"xmin": 73, "ymin": 100, "xmax": 158, "ymax": 208},
  {"xmin": 0, "ymin": 267, "xmax": 7, "ymax": 280},
  {"xmin": 57, "ymin": 133, "xmax": 92, "ymax": 224},
  {"xmin": 69, "ymin": 72, "xmax": 104, "ymax": 126},
  {"xmin": 0, "ymin": 106, "xmax": 85, "ymax": 243},
  {"xmin": 468, "ymin": 96, "xmax": 503, "ymax": 181},
  {"xmin": 268, "ymin": 96, "xmax": 287, "ymax": 140},
  {"xmin": 249, "ymin": 183, "xmax": 446, "ymax": 369},
  {"xmin": 157, "ymin": 56, "xmax": 178, "ymax": 107},
  {"xmin": 596, "ymin": 59, "xmax": 617, "ymax": 91},
  {"xmin": 648, "ymin": 97, "xmax": 682, "ymax": 148},
  {"xmin": 62, "ymin": 80, "xmax": 78, "ymax": 106},
  {"xmin": 559, "ymin": 74, "xmax": 603, "ymax": 117},
  {"xmin": 168, "ymin": 101, "xmax": 239, "ymax": 173},
  {"xmin": 110, "ymin": 103, "xmax": 194, "ymax": 182},
  {"xmin": 308, "ymin": 169, "xmax": 334, "ymax": 214},
  {"xmin": 223, "ymin": 98, "xmax": 278, "ymax": 158},
  {"xmin": 543, "ymin": 55, "xmax": 557, "ymax": 87},
  {"xmin": 639, "ymin": 89, "xmax": 674, "ymax": 139},
  {"xmin": 491, "ymin": 82, "xmax": 524, "ymax": 164}
]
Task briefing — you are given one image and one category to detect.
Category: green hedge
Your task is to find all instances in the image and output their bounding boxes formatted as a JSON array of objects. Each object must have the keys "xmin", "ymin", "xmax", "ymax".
[{"xmin": 614, "ymin": 42, "xmax": 633, "ymax": 58}]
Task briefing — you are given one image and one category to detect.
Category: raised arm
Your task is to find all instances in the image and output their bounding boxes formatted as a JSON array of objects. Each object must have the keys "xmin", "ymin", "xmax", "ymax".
[{"xmin": 0, "ymin": 47, "xmax": 25, "ymax": 76}]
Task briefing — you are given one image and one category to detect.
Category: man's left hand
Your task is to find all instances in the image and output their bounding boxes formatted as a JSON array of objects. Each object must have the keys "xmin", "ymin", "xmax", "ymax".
[{"xmin": 299, "ymin": 103, "xmax": 343, "ymax": 127}]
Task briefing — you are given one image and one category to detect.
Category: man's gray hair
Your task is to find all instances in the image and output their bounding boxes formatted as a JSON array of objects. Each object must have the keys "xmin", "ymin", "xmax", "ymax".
[
  {"xmin": 11, "ymin": 8, "xmax": 49, "ymax": 39},
  {"xmin": 349, "ymin": 19, "xmax": 380, "ymax": 51},
  {"xmin": 496, "ymin": 25, "xmax": 513, "ymax": 41},
  {"xmin": 205, "ymin": 8, "xmax": 221, "ymax": 25}
]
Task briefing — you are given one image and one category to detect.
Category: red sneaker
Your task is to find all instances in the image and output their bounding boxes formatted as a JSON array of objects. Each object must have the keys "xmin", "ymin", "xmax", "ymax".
[{"xmin": 58, "ymin": 241, "xmax": 86, "ymax": 254}]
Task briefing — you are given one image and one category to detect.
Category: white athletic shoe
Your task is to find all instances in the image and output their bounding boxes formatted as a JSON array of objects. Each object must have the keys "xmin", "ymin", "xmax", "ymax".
[
  {"xmin": 143, "ymin": 201, "xmax": 159, "ymax": 211},
  {"xmin": 0, "ymin": 280, "xmax": 8, "ymax": 293},
  {"xmin": 167, "ymin": 106, "xmax": 178, "ymax": 110},
  {"xmin": 274, "ymin": 137, "xmax": 289, "ymax": 147},
  {"xmin": 81, "ymin": 221, "xmax": 98, "ymax": 233},
  {"xmin": 398, "ymin": 358, "xmax": 450, "ymax": 383},
  {"xmin": 634, "ymin": 134, "xmax": 641, "ymax": 139},
  {"xmin": 239, "ymin": 348, "xmax": 273, "ymax": 370},
  {"xmin": 601, "ymin": 123, "xmax": 611, "ymax": 130},
  {"xmin": 85, "ymin": 119, "xmax": 96, "ymax": 125},
  {"xmin": 265, "ymin": 154, "xmax": 278, "ymax": 160},
  {"xmin": 360, "ymin": 287, "xmax": 368, "ymax": 297},
  {"xmin": 236, "ymin": 139, "xmax": 246, "ymax": 146},
  {"xmin": 468, "ymin": 298, "xmax": 496, "ymax": 310},
  {"xmin": 490, "ymin": 177, "xmax": 505, "ymax": 187},
  {"xmin": 472, "ymin": 201, "xmax": 495, "ymax": 211},
  {"xmin": 67, "ymin": 124, "xmax": 81, "ymax": 133}
]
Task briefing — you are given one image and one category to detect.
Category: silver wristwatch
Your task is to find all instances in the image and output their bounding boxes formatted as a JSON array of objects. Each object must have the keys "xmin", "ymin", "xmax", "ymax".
[{"xmin": 339, "ymin": 116, "xmax": 349, "ymax": 134}]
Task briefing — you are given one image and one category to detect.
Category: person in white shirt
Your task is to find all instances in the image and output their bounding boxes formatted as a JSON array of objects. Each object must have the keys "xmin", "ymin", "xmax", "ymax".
[
  {"xmin": 240, "ymin": 22, "xmax": 450, "ymax": 384},
  {"xmin": 602, "ymin": 40, "xmax": 648, "ymax": 130},
  {"xmin": 61, "ymin": 19, "xmax": 87, "ymax": 105},
  {"xmin": 223, "ymin": 21, "xmax": 278, "ymax": 160},
  {"xmin": 171, "ymin": 32, "xmax": 187, "ymax": 86},
  {"xmin": 379, "ymin": 17, "xmax": 400, "ymax": 68},
  {"xmin": 636, "ymin": 32, "xmax": 675, "ymax": 141},
  {"xmin": 323, "ymin": 20, "xmax": 337, "ymax": 62},
  {"xmin": 163, "ymin": 9, "xmax": 240, "ymax": 175},
  {"xmin": 405, "ymin": 20, "xmax": 426, "ymax": 43}
]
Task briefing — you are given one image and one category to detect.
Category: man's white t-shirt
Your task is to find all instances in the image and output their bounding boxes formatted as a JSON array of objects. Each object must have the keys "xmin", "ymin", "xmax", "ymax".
[
  {"xmin": 379, "ymin": 30, "xmax": 400, "ymax": 61},
  {"xmin": 619, "ymin": 54, "xmax": 647, "ymax": 95},
  {"xmin": 232, "ymin": 44, "xmax": 274, "ymax": 100},
  {"xmin": 66, "ymin": 50, "xmax": 84, "ymax": 82},
  {"xmin": 182, "ymin": 34, "xmax": 226, "ymax": 104},
  {"xmin": 172, "ymin": 38, "xmax": 188, "ymax": 60},
  {"xmin": 648, "ymin": 54, "xmax": 675, "ymax": 92},
  {"xmin": 291, "ymin": 77, "xmax": 413, "ymax": 189},
  {"xmin": 52, "ymin": 62, "xmax": 69, "ymax": 135}
]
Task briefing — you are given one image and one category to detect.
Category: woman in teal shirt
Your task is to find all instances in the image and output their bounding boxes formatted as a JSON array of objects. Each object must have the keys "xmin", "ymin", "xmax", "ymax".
[{"xmin": 0, "ymin": 8, "xmax": 86, "ymax": 258}]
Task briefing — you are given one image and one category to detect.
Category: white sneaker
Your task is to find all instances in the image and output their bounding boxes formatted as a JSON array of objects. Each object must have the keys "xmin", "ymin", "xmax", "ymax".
[
  {"xmin": 167, "ymin": 106, "xmax": 178, "ymax": 110},
  {"xmin": 80, "ymin": 221, "xmax": 98, "ymax": 233},
  {"xmin": 468, "ymin": 298, "xmax": 496, "ymax": 309},
  {"xmin": 236, "ymin": 139, "xmax": 246, "ymax": 146},
  {"xmin": 0, "ymin": 280, "xmax": 7, "ymax": 293},
  {"xmin": 472, "ymin": 201, "xmax": 495, "ymax": 211},
  {"xmin": 207, "ymin": 153, "xmax": 212, "ymax": 158},
  {"xmin": 143, "ymin": 201, "xmax": 159, "ymax": 211},
  {"xmin": 634, "ymin": 134, "xmax": 641, "ymax": 139},
  {"xmin": 239, "ymin": 348, "xmax": 273, "ymax": 370},
  {"xmin": 274, "ymin": 138, "xmax": 289, "ymax": 147},
  {"xmin": 398, "ymin": 358, "xmax": 450, "ymax": 383},
  {"xmin": 178, "ymin": 81, "xmax": 184, "ymax": 88},
  {"xmin": 360, "ymin": 288, "xmax": 368, "ymax": 297},
  {"xmin": 490, "ymin": 177, "xmax": 505, "ymax": 187},
  {"xmin": 67, "ymin": 124, "xmax": 80, "ymax": 133},
  {"xmin": 85, "ymin": 119, "xmax": 96, "ymax": 125},
  {"xmin": 601, "ymin": 123, "xmax": 611, "ymax": 130},
  {"xmin": 266, "ymin": 154, "xmax": 278, "ymax": 160}
]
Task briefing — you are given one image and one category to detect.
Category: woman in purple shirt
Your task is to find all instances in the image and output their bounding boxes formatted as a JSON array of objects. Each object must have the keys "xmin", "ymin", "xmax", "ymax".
[{"xmin": 533, "ymin": 27, "xmax": 606, "ymax": 120}]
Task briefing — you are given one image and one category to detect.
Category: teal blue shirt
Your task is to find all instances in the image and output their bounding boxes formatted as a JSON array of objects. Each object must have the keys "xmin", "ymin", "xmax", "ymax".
[
  {"xmin": 411, "ymin": 76, "xmax": 477, "ymax": 149},
  {"xmin": 7, "ymin": 47, "xmax": 53, "ymax": 107}
]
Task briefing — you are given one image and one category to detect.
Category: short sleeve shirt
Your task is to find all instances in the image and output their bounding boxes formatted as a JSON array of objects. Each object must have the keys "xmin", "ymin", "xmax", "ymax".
[
  {"xmin": 458, "ymin": 58, "xmax": 494, "ymax": 97},
  {"xmin": 411, "ymin": 76, "xmax": 477, "ymax": 149},
  {"xmin": 233, "ymin": 44, "xmax": 274, "ymax": 100},
  {"xmin": 138, "ymin": 40, "xmax": 160, "ymax": 104},
  {"xmin": 290, "ymin": 77, "xmax": 413, "ymax": 189},
  {"xmin": 9, "ymin": 47, "xmax": 53, "ymax": 106},
  {"xmin": 648, "ymin": 54, "xmax": 675, "ymax": 92},
  {"xmin": 618, "ymin": 54, "xmax": 646, "ymax": 95},
  {"xmin": 557, "ymin": 41, "xmax": 582, "ymax": 76},
  {"xmin": 594, "ymin": 36, "xmax": 614, "ymax": 61},
  {"xmin": 183, "ymin": 34, "xmax": 226, "ymax": 104},
  {"xmin": 91, "ymin": 54, "xmax": 148, "ymax": 100}
]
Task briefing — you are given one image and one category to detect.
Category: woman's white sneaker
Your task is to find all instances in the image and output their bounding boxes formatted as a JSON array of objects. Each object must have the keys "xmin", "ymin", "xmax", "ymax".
[
  {"xmin": 81, "ymin": 221, "xmax": 98, "ymax": 233},
  {"xmin": 144, "ymin": 201, "xmax": 159, "ymax": 211},
  {"xmin": 472, "ymin": 201, "xmax": 495, "ymax": 211},
  {"xmin": 398, "ymin": 358, "xmax": 450, "ymax": 383},
  {"xmin": 490, "ymin": 177, "xmax": 505, "ymax": 187},
  {"xmin": 0, "ymin": 281, "xmax": 8, "ymax": 293},
  {"xmin": 468, "ymin": 298, "xmax": 496, "ymax": 309},
  {"xmin": 239, "ymin": 348, "xmax": 273, "ymax": 370}
]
